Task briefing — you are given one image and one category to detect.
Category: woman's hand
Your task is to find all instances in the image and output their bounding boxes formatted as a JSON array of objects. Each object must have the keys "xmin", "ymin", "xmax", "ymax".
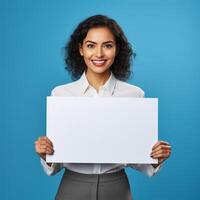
[
  {"xmin": 151, "ymin": 141, "xmax": 171, "ymax": 167},
  {"xmin": 34, "ymin": 136, "xmax": 54, "ymax": 161}
]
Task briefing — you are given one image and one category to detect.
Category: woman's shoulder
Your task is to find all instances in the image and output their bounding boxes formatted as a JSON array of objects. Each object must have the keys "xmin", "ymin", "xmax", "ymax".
[
  {"xmin": 50, "ymin": 79, "xmax": 80, "ymax": 96},
  {"xmin": 115, "ymin": 79, "xmax": 145, "ymax": 97}
]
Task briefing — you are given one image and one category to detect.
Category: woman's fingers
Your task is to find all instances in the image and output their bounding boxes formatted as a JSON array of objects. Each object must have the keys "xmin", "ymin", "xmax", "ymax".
[
  {"xmin": 36, "ymin": 144, "xmax": 54, "ymax": 155},
  {"xmin": 38, "ymin": 136, "xmax": 53, "ymax": 147},
  {"xmin": 152, "ymin": 141, "xmax": 170, "ymax": 150},
  {"xmin": 151, "ymin": 141, "xmax": 171, "ymax": 156},
  {"xmin": 39, "ymin": 143, "xmax": 54, "ymax": 152},
  {"xmin": 151, "ymin": 145, "xmax": 171, "ymax": 155},
  {"xmin": 151, "ymin": 149, "xmax": 170, "ymax": 158},
  {"xmin": 151, "ymin": 140, "xmax": 171, "ymax": 164},
  {"xmin": 39, "ymin": 139, "xmax": 53, "ymax": 149},
  {"xmin": 39, "ymin": 145, "xmax": 54, "ymax": 155},
  {"xmin": 35, "ymin": 136, "xmax": 54, "ymax": 156},
  {"xmin": 41, "ymin": 136, "xmax": 53, "ymax": 146}
]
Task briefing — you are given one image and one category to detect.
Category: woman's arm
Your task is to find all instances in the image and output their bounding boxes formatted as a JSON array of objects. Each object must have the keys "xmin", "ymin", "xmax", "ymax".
[
  {"xmin": 35, "ymin": 136, "xmax": 63, "ymax": 176},
  {"xmin": 128, "ymin": 140, "xmax": 171, "ymax": 177}
]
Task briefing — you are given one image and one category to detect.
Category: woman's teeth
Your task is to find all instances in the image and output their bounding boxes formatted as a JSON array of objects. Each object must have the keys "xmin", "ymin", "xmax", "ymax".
[{"xmin": 92, "ymin": 60, "xmax": 106, "ymax": 66}]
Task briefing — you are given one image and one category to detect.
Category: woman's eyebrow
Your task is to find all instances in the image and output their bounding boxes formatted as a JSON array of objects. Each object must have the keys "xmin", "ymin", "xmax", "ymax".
[
  {"xmin": 103, "ymin": 41, "xmax": 115, "ymax": 44},
  {"xmin": 85, "ymin": 40, "xmax": 115, "ymax": 44}
]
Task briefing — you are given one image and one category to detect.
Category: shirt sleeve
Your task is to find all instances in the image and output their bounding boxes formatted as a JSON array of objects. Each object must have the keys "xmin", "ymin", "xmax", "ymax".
[
  {"xmin": 128, "ymin": 164, "xmax": 162, "ymax": 177},
  {"xmin": 40, "ymin": 158, "xmax": 63, "ymax": 176}
]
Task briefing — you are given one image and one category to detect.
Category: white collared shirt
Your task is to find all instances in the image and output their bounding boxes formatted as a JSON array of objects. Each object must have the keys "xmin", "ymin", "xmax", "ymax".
[{"xmin": 41, "ymin": 72, "xmax": 161, "ymax": 176}]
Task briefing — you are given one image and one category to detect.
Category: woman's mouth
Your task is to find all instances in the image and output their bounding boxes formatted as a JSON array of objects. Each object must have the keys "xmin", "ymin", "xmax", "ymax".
[{"xmin": 91, "ymin": 59, "xmax": 107, "ymax": 67}]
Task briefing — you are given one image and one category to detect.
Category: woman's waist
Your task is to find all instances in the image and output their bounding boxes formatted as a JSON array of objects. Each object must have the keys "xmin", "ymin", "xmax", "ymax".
[
  {"xmin": 62, "ymin": 163, "xmax": 127, "ymax": 175},
  {"xmin": 64, "ymin": 168, "xmax": 127, "ymax": 183}
]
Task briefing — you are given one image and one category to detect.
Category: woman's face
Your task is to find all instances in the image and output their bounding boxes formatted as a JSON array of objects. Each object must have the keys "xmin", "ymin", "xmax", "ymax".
[{"xmin": 79, "ymin": 27, "xmax": 116, "ymax": 76}]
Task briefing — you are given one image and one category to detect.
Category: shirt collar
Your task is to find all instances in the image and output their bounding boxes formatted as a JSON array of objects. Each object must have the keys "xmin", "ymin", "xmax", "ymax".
[{"xmin": 78, "ymin": 71, "xmax": 117, "ymax": 95}]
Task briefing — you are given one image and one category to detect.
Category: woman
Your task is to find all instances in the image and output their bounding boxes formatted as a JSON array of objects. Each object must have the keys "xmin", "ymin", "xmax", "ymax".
[{"xmin": 35, "ymin": 15, "xmax": 171, "ymax": 200}]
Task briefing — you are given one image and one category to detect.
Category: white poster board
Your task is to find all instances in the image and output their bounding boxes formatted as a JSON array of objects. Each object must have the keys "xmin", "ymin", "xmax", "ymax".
[{"xmin": 46, "ymin": 97, "xmax": 158, "ymax": 164}]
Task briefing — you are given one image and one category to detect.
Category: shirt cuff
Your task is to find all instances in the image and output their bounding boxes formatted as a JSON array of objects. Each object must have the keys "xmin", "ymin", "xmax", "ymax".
[
  {"xmin": 128, "ymin": 163, "xmax": 162, "ymax": 177},
  {"xmin": 40, "ymin": 158, "xmax": 60, "ymax": 176},
  {"xmin": 151, "ymin": 164, "xmax": 162, "ymax": 176}
]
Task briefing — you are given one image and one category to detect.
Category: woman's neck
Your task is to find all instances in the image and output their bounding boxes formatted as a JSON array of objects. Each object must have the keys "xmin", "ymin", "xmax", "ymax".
[{"xmin": 85, "ymin": 69, "xmax": 111, "ymax": 92}]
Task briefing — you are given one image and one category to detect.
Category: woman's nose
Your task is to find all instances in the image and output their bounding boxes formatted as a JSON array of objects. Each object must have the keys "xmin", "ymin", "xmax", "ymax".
[{"xmin": 95, "ymin": 46, "xmax": 104, "ymax": 58}]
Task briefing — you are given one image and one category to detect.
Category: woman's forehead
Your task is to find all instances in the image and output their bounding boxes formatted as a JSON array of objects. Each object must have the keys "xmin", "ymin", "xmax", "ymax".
[{"xmin": 83, "ymin": 27, "xmax": 115, "ymax": 43}]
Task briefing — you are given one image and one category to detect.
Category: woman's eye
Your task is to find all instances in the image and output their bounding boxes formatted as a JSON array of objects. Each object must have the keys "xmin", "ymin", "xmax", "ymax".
[
  {"xmin": 104, "ymin": 44, "xmax": 113, "ymax": 49},
  {"xmin": 87, "ymin": 44, "xmax": 94, "ymax": 48}
]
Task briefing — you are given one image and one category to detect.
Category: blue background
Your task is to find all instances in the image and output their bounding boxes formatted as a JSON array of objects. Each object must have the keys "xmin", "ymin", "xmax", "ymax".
[{"xmin": 1, "ymin": 0, "xmax": 200, "ymax": 199}]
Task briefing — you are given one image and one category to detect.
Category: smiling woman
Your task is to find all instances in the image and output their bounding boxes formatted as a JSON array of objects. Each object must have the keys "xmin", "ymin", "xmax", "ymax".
[
  {"xmin": 65, "ymin": 15, "xmax": 133, "ymax": 82},
  {"xmin": 34, "ymin": 15, "xmax": 171, "ymax": 200},
  {"xmin": 79, "ymin": 27, "xmax": 117, "ymax": 90},
  {"xmin": 79, "ymin": 27, "xmax": 116, "ymax": 69}
]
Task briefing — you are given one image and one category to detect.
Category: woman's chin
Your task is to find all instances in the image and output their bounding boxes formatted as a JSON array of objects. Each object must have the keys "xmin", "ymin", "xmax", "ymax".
[{"xmin": 87, "ymin": 66, "xmax": 110, "ymax": 75}]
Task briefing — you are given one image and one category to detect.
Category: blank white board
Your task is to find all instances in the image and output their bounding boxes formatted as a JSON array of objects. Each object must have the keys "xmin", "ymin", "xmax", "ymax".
[{"xmin": 46, "ymin": 97, "xmax": 158, "ymax": 164}]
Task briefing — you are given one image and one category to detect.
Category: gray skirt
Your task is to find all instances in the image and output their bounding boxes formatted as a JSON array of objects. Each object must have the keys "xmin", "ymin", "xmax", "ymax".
[{"xmin": 55, "ymin": 169, "xmax": 133, "ymax": 200}]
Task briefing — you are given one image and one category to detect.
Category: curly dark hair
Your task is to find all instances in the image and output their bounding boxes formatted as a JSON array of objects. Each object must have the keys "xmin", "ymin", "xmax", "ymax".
[{"xmin": 65, "ymin": 15, "xmax": 135, "ymax": 81}]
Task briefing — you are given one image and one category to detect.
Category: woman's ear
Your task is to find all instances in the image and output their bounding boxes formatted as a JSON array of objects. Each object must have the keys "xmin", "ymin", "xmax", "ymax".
[{"xmin": 79, "ymin": 43, "xmax": 83, "ymax": 56}]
